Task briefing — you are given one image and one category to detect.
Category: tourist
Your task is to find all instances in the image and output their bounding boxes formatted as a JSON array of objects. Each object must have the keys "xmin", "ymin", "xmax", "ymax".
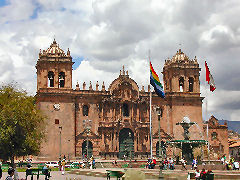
[
  {"xmin": 195, "ymin": 169, "xmax": 200, "ymax": 180},
  {"xmin": 225, "ymin": 161, "xmax": 232, "ymax": 170},
  {"xmin": 221, "ymin": 156, "xmax": 225, "ymax": 164},
  {"xmin": 61, "ymin": 159, "xmax": 66, "ymax": 175},
  {"xmin": 233, "ymin": 161, "xmax": 239, "ymax": 170},
  {"xmin": 180, "ymin": 157, "xmax": 187, "ymax": 170},
  {"xmin": 169, "ymin": 158, "xmax": 174, "ymax": 170},
  {"xmin": 92, "ymin": 158, "xmax": 96, "ymax": 169},
  {"xmin": 146, "ymin": 158, "xmax": 152, "ymax": 169},
  {"xmin": 42, "ymin": 165, "xmax": 50, "ymax": 178},
  {"xmin": 200, "ymin": 169, "xmax": 207, "ymax": 180},
  {"xmin": 152, "ymin": 157, "xmax": 156, "ymax": 169},
  {"xmin": 163, "ymin": 158, "xmax": 168, "ymax": 169},
  {"xmin": 89, "ymin": 156, "xmax": 94, "ymax": 169},
  {"xmin": 192, "ymin": 158, "xmax": 197, "ymax": 170},
  {"xmin": 5, "ymin": 167, "xmax": 14, "ymax": 180},
  {"xmin": 123, "ymin": 154, "xmax": 127, "ymax": 161},
  {"xmin": 58, "ymin": 158, "xmax": 62, "ymax": 171}
]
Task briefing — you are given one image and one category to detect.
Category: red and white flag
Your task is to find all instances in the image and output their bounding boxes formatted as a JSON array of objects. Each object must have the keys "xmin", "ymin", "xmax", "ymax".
[{"xmin": 205, "ymin": 61, "xmax": 216, "ymax": 92}]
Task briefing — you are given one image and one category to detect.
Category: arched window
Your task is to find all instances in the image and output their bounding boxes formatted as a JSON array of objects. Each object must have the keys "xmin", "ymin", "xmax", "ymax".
[
  {"xmin": 189, "ymin": 77, "xmax": 194, "ymax": 92},
  {"xmin": 179, "ymin": 77, "xmax": 184, "ymax": 92},
  {"xmin": 122, "ymin": 103, "xmax": 129, "ymax": 117},
  {"xmin": 83, "ymin": 105, "xmax": 89, "ymax": 116},
  {"xmin": 48, "ymin": 71, "xmax": 54, "ymax": 87},
  {"xmin": 59, "ymin": 72, "xmax": 65, "ymax": 88}
]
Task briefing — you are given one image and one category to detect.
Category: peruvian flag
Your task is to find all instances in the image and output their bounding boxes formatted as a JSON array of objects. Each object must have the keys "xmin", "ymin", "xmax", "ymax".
[{"xmin": 205, "ymin": 61, "xmax": 216, "ymax": 92}]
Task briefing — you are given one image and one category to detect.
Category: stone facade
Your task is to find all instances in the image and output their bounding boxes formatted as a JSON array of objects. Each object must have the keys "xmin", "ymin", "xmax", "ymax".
[
  {"xmin": 36, "ymin": 40, "xmax": 227, "ymax": 160},
  {"xmin": 204, "ymin": 116, "xmax": 229, "ymax": 159}
]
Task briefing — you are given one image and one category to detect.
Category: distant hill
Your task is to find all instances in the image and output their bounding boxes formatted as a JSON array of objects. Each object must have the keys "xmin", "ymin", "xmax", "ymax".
[{"xmin": 219, "ymin": 120, "xmax": 240, "ymax": 134}]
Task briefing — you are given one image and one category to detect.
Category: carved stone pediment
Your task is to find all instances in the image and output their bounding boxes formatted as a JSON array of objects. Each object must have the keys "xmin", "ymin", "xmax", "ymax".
[
  {"xmin": 76, "ymin": 129, "xmax": 99, "ymax": 140},
  {"xmin": 108, "ymin": 67, "xmax": 139, "ymax": 101}
]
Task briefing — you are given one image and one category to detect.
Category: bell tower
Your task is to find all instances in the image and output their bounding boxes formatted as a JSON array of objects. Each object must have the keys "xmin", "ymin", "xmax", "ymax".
[
  {"xmin": 36, "ymin": 39, "xmax": 74, "ymax": 91},
  {"xmin": 162, "ymin": 49, "xmax": 201, "ymax": 96}
]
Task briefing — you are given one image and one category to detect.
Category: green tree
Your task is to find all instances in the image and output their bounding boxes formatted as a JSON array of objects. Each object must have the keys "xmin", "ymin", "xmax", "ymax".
[{"xmin": 0, "ymin": 84, "xmax": 46, "ymax": 167}]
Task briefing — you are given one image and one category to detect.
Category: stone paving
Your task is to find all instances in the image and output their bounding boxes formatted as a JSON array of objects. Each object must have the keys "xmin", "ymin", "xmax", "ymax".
[
  {"xmin": 1, "ymin": 168, "xmax": 240, "ymax": 180},
  {"xmin": 1, "ymin": 171, "xmax": 106, "ymax": 180}
]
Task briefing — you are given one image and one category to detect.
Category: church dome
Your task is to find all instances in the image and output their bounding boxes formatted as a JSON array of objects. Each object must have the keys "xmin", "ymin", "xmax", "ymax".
[
  {"xmin": 46, "ymin": 39, "xmax": 65, "ymax": 55},
  {"xmin": 39, "ymin": 39, "xmax": 71, "ymax": 58},
  {"xmin": 164, "ymin": 49, "xmax": 198, "ymax": 68}
]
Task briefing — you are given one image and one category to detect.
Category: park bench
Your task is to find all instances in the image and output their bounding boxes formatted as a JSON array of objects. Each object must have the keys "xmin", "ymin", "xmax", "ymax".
[
  {"xmin": 106, "ymin": 170, "xmax": 125, "ymax": 180},
  {"xmin": 26, "ymin": 168, "xmax": 51, "ymax": 180}
]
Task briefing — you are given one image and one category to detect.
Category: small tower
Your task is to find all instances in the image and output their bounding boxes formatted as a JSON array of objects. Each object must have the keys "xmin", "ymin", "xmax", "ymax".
[
  {"xmin": 36, "ymin": 39, "xmax": 74, "ymax": 91},
  {"xmin": 162, "ymin": 49, "xmax": 201, "ymax": 95}
]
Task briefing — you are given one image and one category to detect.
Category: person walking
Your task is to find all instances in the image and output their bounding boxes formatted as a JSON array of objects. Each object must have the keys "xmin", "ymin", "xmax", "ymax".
[
  {"xmin": 195, "ymin": 169, "xmax": 200, "ymax": 180},
  {"xmin": 180, "ymin": 157, "xmax": 187, "ymax": 170},
  {"xmin": 58, "ymin": 158, "xmax": 62, "ymax": 171},
  {"xmin": 192, "ymin": 158, "xmax": 197, "ymax": 170},
  {"xmin": 169, "ymin": 158, "xmax": 174, "ymax": 170},
  {"xmin": 61, "ymin": 159, "xmax": 66, "ymax": 175},
  {"xmin": 200, "ymin": 169, "xmax": 207, "ymax": 180},
  {"xmin": 5, "ymin": 167, "xmax": 14, "ymax": 180}
]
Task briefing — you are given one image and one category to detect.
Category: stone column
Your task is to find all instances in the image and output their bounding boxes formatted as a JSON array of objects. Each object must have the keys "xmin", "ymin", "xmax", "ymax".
[
  {"xmin": 184, "ymin": 77, "xmax": 188, "ymax": 92},
  {"xmin": 101, "ymin": 104, "xmax": 104, "ymax": 121}
]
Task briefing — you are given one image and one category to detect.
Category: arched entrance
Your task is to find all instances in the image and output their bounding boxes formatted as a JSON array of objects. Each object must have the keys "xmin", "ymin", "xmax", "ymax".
[
  {"xmin": 156, "ymin": 141, "xmax": 166, "ymax": 158},
  {"xmin": 82, "ymin": 140, "xmax": 93, "ymax": 158},
  {"xmin": 119, "ymin": 128, "xmax": 134, "ymax": 159}
]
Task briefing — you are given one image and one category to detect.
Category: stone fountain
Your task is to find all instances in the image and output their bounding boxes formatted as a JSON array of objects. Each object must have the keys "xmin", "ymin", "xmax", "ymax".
[{"xmin": 168, "ymin": 116, "xmax": 207, "ymax": 163}]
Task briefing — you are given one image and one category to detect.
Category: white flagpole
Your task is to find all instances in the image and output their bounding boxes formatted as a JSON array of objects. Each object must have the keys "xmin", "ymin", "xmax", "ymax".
[
  {"xmin": 150, "ymin": 90, "xmax": 153, "ymax": 159},
  {"xmin": 205, "ymin": 62, "xmax": 210, "ymax": 156},
  {"xmin": 149, "ymin": 50, "xmax": 153, "ymax": 159}
]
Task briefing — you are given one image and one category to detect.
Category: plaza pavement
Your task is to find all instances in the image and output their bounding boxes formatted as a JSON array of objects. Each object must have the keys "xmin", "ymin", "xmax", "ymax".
[
  {"xmin": 1, "ymin": 171, "xmax": 106, "ymax": 180},
  {"xmin": 1, "ymin": 168, "xmax": 240, "ymax": 180}
]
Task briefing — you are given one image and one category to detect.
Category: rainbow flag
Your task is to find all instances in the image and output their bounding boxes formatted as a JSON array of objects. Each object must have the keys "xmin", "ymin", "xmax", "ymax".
[{"xmin": 150, "ymin": 61, "xmax": 165, "ymax": 98}]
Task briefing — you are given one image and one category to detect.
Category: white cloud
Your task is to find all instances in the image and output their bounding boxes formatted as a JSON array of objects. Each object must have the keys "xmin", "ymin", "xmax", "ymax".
[
  {"xmin": 0, "ymin": 0, "xmax": 35, "ymax": 23},
  {"xmin": 0, "ymin": 0, "xmax": 240, "ymax": 121}
]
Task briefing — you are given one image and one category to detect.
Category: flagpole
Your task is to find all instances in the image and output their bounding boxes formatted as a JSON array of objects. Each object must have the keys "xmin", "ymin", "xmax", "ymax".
[
  {"xmin": 205, "ymin": 61, "xmax": 210, "ymax": 160},
  {"xmin": 150, "ymin": 90, "xmax": 153, "ymax": 159},
  {"xmin": 148, "ymin": 50, "xmax": 153, "ymax": 159}
]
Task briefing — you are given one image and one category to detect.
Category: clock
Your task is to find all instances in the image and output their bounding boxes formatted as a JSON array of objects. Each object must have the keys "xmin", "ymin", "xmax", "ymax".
[{"xmin": 53, "ymin": 103, "xmax": 60, "ymax": 110}]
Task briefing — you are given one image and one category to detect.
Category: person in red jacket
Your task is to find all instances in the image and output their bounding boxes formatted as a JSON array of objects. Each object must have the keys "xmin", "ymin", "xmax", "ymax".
[
  {"xmin": 200, "ymin": 168, "xmax": 207, "ymax": 180},
  {"xmin": 152, "ymin": 158, "xmax": 157, "ymax": 169}
]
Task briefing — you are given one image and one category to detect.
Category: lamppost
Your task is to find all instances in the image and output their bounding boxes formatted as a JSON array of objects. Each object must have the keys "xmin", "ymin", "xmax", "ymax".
[
  {"xmin": 59, "ymin": 126, "xmax": 62, "ymax": 160},
  {"xmin": 156, "ymin": 107, "xmax": 163, "ymax": 179},
  {"xmin": 68, "ymin": 139, "xmax": 70, "ymax": 162},
  {"xmin": 129, "ymin": 132, "xmax": 132, "ymax": 168},
  {"xmin": 83, "ymin": 119, "xmax": 92, "ymax": 167}
]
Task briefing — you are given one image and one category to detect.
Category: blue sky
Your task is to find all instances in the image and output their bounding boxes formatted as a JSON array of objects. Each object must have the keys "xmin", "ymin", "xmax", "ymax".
[
  {"xmin": 0, "ymin": 0, "xmax": 7, "ymax": 7},
  {"xmin": 72, "ymin": 57, "xmax": 84, "ymax": 70}
]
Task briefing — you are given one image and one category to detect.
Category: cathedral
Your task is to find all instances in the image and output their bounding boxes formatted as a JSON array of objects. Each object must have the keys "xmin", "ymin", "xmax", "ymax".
[{"xmin": 36, "ymin": 40, "xmax": 228, "ymax": 160}]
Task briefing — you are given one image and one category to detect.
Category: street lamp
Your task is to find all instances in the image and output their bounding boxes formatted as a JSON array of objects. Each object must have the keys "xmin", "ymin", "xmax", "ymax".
[
  {"xmin": 83, "ymin": 119, "xmax": 92, "ymax": 167},
  {"xmin": 156, "ymin": 107, "xmax": 164, "ymax": 179},
  {"xmin": 129, "ymin": 132, "xmax": 132, "ymax": 168},
  {"xmin": 68, "ymin": 139, "xmax": 70, "ymax": 162},
  {"xmin": 59, "ymin": 126, "xmax": 62, "ymax": 160}
]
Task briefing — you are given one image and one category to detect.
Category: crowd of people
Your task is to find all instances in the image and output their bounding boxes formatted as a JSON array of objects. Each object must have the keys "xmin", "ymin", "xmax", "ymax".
[
  {"xmin": 221, "ymin": 156, "xmax": 239, "ymax": 170},
  {"xmin": 193, "ymin": 168, "xmax": 213, "ymax": 180},
  {"xmin": 145, "ymin": 157, "xmax": 175, "ymax": 170}
]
